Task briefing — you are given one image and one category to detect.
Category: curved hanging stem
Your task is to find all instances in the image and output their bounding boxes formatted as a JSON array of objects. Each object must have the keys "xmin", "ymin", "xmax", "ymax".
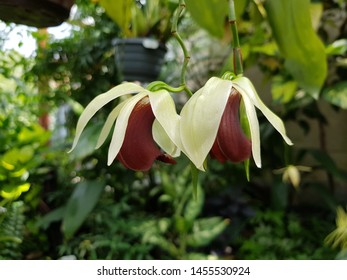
[
  {"xmin": 171, "ymin": 0, "xmax": 193, "ymax": 96},
  {"xmin": 146, "ymin": 81, "xmax": 186, "ymax": 93},
  {"xmin": 228, "ymin": 0, "xmax": 243, "ymax": 75}
]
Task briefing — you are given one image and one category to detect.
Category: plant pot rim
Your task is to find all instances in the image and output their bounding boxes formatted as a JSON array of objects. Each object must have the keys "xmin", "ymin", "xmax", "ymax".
[{"xmin": 113, "ymin": 37, "xmax": 167, "ymax": 51}]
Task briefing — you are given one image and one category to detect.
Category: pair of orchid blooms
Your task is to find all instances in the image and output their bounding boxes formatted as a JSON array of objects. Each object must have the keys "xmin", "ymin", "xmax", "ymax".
[{"xmin": 69, "ymin": 74, "xmax": 293, "ymax": 172}]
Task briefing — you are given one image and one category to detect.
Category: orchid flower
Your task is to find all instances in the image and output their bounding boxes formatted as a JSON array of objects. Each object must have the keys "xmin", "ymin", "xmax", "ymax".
[
  {"xmin": 69, "ymin": 83, "xmax": 181, "ymax": 171},
  {"xmin": 180, "ymin": 76, "xmax": 293, "ymax": 171}
]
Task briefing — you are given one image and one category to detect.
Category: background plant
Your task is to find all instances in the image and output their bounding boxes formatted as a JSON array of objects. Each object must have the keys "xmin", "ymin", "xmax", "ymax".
[{"xmin": 0, "ymin": 0, "xmax": 346, "ymax": 260}]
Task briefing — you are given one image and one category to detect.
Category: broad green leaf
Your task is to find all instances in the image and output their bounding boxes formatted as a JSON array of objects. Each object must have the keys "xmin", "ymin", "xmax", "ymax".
[
  {"xmin": 310, "ymin": 2, "xmax": 323, "ymax": 31},
  {"xmin": 185, "ymin": 0, "xmax": 247, "ymax": 38},
  {"xmin": 323, "ymin": 82, "xmax": 347, "ymax": 109},
  {"xmin": 265, "ymin": 0, "xmax": 327, "ymax": 98},
  {"xmin": 185, "ymin": 0, "xmax": 228, "ymax": 38},
  {"xmin": 62, "ymin": 180, "xmax": 105, "ymax": 238},
  {"xmin": 186, "ymin": 217, "xmax": 228, "ymax": 247},
  {"xmin": 99, "ymin": 0, "xmax": 134, "ymax": 37}
]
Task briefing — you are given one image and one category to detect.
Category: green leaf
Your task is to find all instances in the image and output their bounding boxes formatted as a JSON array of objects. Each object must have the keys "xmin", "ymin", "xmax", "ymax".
[
  {"xmin": 18, "ymin": 124, "xmax": 50, "ymax": 145},
  {"xmin": 99, "ymin": 0, "xmax": 134, "ymax": 37},
  {"xmin": 184, "ymin": 0, "xmax": 247, "ymax": 40},
  {"xmin": 326, "ymin": 39, "xmax": 347, "ymax": 56},
  {"xmin": 251, "ymin": 41, "xmax": 278, "ymax": 56},
  {"xmin": 310, "ymin": 2, "xmax": 323, "ymax": 31},
  {"xmin": 265, "ymin": 0, "xmax": 327, "ymax": 98},
  {"xmin": 240, "ymin": 99, "xmax": 251, "ymax": 179},
  {"xmin": 1, "ymin": 183, "xmax": 30, "ymax": 200},
  {"xmin": 62, "ymin": 180, "xmax": 105, "ymax": 238},
  {"xmin": 36, "ymin": 206, "xmax": 66, "ymax": 230},
  {"xmin": 322, "ymin": 82, "xmax": 347, "ymax": 109},
  {"xmin": 271, "ymin": 76, "xmax": 298, "ymax": 104},
  {"xmin": 185, "ymin": 0, "xmax": 228, "ymax": 38},
  {"xmin": 69, "ymin": 122, "xmax": 104, "ymax": 161},
  {"xmin": 1, "ymin": 146, "xmax": 34, "ymax": 169},
  {"xmin": 186, "ymin": 217, "xmax": 228, "ymax": 248},
  {"xmin": 184, "ymin": 183, "xmax": 203, "ymax": 221}
]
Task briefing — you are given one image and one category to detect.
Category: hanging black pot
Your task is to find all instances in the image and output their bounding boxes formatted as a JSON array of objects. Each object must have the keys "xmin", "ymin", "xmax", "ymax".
[
  {"xmin": 0, "ymin": 0, "xmax": 74, "ymax": 27},
  {"xmin": 113, "ymin": 38, "xmax": 167, "ymax": 83}
]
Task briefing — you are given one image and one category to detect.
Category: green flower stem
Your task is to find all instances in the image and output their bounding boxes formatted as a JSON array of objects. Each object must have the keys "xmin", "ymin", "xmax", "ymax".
[
  {"xmin": 171, "ymin": 0, "xmax": 193, "ymax": 96},
  {"xmin": 146, "ymin": 81, "xmax": 186, "ymax": 93},
  {"xmin": 228, "ymin": 0, "xmax": 243, "ymax": 75}
]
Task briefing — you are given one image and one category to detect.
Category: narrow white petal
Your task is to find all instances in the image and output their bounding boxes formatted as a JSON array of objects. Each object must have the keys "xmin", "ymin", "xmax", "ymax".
[
  {"xmin": 180, "ymin": 77, "xmax": 232, "ymax": 170},
  {"xmin": 233, "ymin": 77, "xmax": 293, "ymax": 146},
  {"xmin": 239, "ymin": 93, "xmax": 261, "ymax": 168},
  {"xmin": 107, "ymin": 92, "xmax": 148, "ymax": 165},
  {"xmin": 148, "ymin": 90, "xmax": 182, "ymax": 150},
  {"xmin": 69, "ymin": 83, "xmax": 145, "ymax": 152},
  {"xmin": 95, "ymin": 100, "xmax": 127, "ymax": 149},
  {"xmin": 152, "ymin": 119, "xmax": 180, "ymax": 157}
]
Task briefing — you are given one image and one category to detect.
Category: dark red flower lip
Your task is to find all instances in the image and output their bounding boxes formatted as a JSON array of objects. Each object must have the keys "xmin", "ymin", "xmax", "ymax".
[
  {"xmin": 116, "ymin": 97, "xmax": 175, "ymax": 171},
  {"xmin": 210, "ymin": 90, "xmax": 251, "ymax": 163}
]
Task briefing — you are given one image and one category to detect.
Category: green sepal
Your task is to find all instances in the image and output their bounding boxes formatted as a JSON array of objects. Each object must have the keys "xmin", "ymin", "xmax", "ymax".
[
  {"xmin": 244, "ymin": 159, "xmax": 250, "ymax": 182},
  {"xmin": 240, "ymin": 98, "xmax": 251, "ymax": 180}
]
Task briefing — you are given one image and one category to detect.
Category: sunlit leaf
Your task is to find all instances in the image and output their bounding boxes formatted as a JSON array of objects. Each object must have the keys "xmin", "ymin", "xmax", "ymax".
[
  {"xmin": 310, "ymin": 2, "xmax": 323, "ymax": 31},
  {"xmin": 326, "ymin": 39, "xmax": 347, "ymax": 56},
  {"xmin": 251, "ymin": 41, "xmax": 278, "ymax": 56},
  {"xmin": 99, "ymin": 0, "xmax": 134, "ymax": 37},
  {"xmin": 1, "ymin": 146, "xmax": 34, "ymax": 168},
  {"xmin": 186, "ymin": 217, "xmax": 228, "ymax": 247},
  {"xmin": 271, "ymin": 76, "xmax": 298, "ymax": 104},
  {"xmin": 18, "ymin": 124, "xmax": 50, "ymax": 145},
  {"xmin": 322, "ymin": 82, "xmax": 347, "ymax": 109},
  {"xmin": 0, "ymin": 183, "xmax": 30, "ymax": 199},
  {"xmin": 185, "ymin": 0, "xmax": 228, "ymax": 38},
  {"xmin": 62, "ymin": 180, "xmax": 105, "ymax": 238},
  {"xmin": 265, "ymin": 0, "xmax": 327, "ymax": 98}
]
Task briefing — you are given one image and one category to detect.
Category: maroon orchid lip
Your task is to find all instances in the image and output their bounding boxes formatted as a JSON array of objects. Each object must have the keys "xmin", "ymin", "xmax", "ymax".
[
  {"xmin": 116, "ymin": 97, "xmax": 175, "ymax": 171},
  {"xmin": 210, "ymin": 89, "xmax": 251, "ymax": 163}
]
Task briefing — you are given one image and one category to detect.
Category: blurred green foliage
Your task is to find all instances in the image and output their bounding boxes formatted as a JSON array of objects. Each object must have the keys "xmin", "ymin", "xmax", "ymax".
[{"xmin": 0, "ymin": 0, "xmax": 347, "ymax": 260}]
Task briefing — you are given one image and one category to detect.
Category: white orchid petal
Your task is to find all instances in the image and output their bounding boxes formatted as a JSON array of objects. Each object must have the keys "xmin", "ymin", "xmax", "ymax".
[
  {"xmin": 107, "ymin": 92, "xmax": 148, "ymax": 165},
  {"xmin": 152, "ymin": 119, "xmax": 180, "ymax": 157},
  {"xmin": 180, "ymin": 77, "xmax": 233, "ymax": 170},
  {"xmin": 148, "ymin": 89, "xmax": 182, "ymax": 150},
  {"xmin": 238, "ymin": 92, "xmax": 261, "ymax": 168},
  {"xmin": 95, "ymin": 100, "xmax": 127, "ymax": 149},
  {"xmin": 69, "ymin": 83, "xmax": 145, "ymax": 152},
  {"xmin": 233, "ymin": 76, "xmax": 293, "ymax": 146}
]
